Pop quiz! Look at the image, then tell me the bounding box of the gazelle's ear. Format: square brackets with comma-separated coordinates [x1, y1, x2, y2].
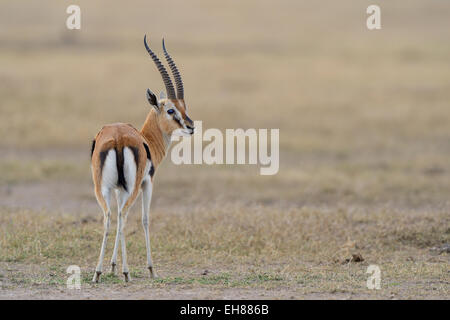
[159, 90, 166, 100]
[146, 88, 160, 112]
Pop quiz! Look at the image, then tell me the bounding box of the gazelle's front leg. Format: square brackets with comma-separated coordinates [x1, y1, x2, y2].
[142, 179, 158, 278]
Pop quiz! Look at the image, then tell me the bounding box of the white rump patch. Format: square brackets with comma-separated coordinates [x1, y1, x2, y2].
[101, 149, 118, 195]
[123, 147, 137, 194]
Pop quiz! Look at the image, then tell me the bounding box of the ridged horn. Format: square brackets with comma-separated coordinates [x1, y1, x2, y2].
[143, 35, 176, 100]
[162, 38, 184, 100]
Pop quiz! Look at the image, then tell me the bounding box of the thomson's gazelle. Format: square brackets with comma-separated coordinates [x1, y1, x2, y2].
[90, 36, 195, 282]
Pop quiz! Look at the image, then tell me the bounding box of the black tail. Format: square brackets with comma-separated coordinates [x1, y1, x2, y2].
[115, 147, 127, 192]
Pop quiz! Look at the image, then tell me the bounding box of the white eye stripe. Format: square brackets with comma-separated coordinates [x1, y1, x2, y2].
[173, 108, 183, 119]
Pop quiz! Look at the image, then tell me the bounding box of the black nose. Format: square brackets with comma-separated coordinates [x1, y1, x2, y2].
[186, 125, 195, 134]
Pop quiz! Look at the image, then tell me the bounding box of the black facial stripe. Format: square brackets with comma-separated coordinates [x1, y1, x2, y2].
[174, 116, 183, 127]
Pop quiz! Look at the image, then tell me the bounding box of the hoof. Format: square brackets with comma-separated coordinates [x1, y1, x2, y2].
[92, 271, 101, 283]
[123, 272, 130, 282]
[148, 267, 159, 279]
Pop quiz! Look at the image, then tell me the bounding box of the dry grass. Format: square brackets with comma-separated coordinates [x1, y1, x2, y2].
[0, 0, 449, 299]
[1, 205, 448, 298]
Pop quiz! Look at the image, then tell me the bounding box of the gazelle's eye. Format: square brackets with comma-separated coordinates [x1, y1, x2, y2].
[167, 109, 175, 115]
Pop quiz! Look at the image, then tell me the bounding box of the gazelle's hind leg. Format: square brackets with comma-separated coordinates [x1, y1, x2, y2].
[92, 148, 117, 283]
[110, 190, 122, 274]
[142, 178, 158, 278]
[116, 189, 131, 281]
[92, 188, 112, 283]
[113, 147, 138, 282]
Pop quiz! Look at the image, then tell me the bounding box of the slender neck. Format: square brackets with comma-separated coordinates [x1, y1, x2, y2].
[140, 109, 171, 169]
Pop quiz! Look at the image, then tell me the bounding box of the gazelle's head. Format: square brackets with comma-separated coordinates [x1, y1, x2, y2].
[144, 36, 195, 137]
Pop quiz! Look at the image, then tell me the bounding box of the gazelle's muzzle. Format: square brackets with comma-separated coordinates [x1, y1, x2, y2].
[186, 124, 195, 135]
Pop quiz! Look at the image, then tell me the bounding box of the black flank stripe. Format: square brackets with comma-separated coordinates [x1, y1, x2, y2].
[90, 140, 96, 158]
[143, 143, 151, 160]
[99, 150, 108, 172]
[143, 142, 155, 178]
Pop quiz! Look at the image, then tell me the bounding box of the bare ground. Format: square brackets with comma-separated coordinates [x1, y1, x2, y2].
[1, 0, 450, 300]
[0, 149, 449, 300]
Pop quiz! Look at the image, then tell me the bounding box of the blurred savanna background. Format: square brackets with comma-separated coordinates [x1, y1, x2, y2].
[0, 0, 449, 299]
